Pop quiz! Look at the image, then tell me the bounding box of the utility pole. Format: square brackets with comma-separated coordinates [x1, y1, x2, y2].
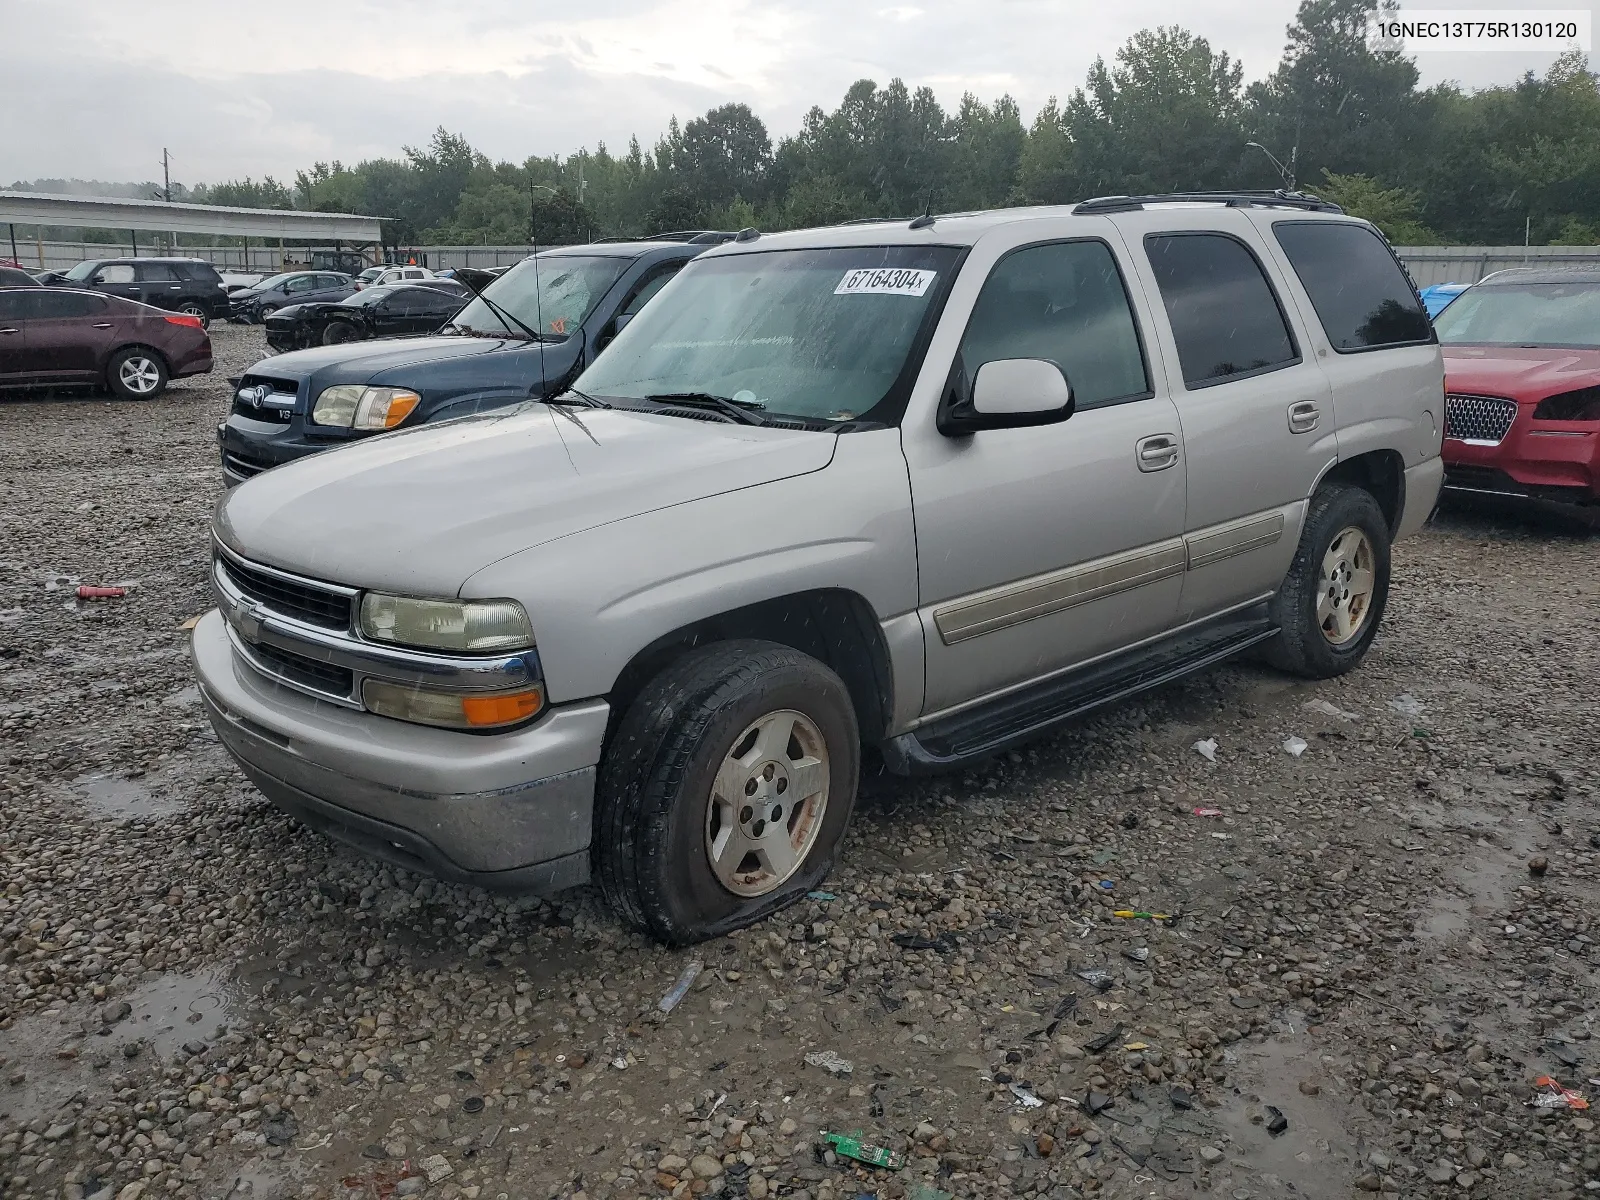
[162, 148, 172, 202]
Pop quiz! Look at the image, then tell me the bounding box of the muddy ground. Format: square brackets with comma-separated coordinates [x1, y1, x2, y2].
[2, 323, 1599, 1200]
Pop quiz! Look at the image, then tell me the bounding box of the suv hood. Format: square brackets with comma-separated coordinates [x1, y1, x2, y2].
[1443, 345, 1600, 402]
[215, 405, 838, 594]
[249, 334, 527, 381]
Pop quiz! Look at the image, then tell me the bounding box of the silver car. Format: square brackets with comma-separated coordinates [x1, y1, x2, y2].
[193, 192, 1444, 943]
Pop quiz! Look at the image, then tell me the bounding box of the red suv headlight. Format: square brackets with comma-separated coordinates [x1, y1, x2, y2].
[1533, 386, 1600, 421]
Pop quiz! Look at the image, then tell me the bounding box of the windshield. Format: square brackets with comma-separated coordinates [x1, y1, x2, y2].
[575, 245, 961, 423]
[63, 261, 104, 282]
[1434, 282, 1600, 348]
[343, 288, 398, 308]
[451, 254, 627, 339]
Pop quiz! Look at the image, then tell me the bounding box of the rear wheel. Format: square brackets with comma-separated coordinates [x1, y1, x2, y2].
[177, 301, 210, 329]
[594, 640, 860, 945]
[106, 347, 168, 400]
[322, 320, 360, 345]
[1262, 484, 1391, 678]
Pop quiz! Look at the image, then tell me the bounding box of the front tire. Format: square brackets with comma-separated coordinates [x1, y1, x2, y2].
[322, 320, 359, 345]
[1262, 484, 1391, 678]
[594, 640, 860, 945]
[106, 347, 168, 400]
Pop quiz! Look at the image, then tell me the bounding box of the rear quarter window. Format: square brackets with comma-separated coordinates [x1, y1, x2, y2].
[1272, 222, 1432, 351]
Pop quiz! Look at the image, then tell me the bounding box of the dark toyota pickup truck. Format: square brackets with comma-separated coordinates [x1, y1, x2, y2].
[219, 237, 723, 485]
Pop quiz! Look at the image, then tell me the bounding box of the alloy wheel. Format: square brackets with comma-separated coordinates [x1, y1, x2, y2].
[1317, 526, 1376, 645]
[118, 356, 162, 396]
[704, 709, 830, 897]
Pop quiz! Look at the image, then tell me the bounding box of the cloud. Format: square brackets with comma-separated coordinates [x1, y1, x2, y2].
[0, 0, 1585, 184]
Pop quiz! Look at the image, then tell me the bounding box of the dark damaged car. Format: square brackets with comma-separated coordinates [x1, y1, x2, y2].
[263, 280, 471, 352]
[219, 238, 718, 485]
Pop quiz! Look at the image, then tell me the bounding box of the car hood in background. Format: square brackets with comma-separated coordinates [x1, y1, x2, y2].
[1443, 345, 1600, 402]
[245, 335, 528, 378]
[214, 405, 838, 594]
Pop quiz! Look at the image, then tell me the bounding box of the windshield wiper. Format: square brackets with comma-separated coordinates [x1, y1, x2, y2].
[547, 387, 610, 409]
[449, 272, 546, 343]
[642, 391, 767, 425]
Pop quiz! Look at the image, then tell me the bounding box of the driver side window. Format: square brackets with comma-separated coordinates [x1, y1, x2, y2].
[621, 263, 684, 317]
[958, 240, 1150, 410]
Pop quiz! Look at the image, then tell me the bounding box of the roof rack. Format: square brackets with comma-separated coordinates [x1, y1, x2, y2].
[1072, 190, 1343, 215]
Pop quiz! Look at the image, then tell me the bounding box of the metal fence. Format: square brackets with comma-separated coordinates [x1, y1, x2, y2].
[15, 237, 1600, 283]
[1393, 245, 1600, 286]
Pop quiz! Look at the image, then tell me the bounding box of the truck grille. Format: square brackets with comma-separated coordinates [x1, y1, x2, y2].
[243, 639, 355, 699]
[215, 552, 353, 631]
[231, 374, 299, 423]
[1445, 393, 1518, 445]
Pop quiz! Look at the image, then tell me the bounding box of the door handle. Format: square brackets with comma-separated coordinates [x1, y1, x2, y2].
[0, 327, 17, 335]
[92, 322, 113, 329]
[1288, 401, 1321, 434]
[1136, 433, 1180, 472]
[169, 284, 183, 290]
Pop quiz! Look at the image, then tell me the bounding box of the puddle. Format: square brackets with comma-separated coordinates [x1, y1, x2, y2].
[163, 683, 202, 708]
[0, 968, 243, 1125]
[1210, 1033, 1359, 1199]
[72, 772, 187, 819]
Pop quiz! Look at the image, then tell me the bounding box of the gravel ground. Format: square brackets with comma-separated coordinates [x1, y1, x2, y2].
[3, 324, 1599, 1200]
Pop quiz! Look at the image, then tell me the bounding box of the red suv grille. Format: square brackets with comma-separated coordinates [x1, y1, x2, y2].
[1445, 393, 1517, 445]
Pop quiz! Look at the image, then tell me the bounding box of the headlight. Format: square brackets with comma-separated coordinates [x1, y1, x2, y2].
[362, 679, 544, 730]
[312, 385, 421, 430]
[359, 594, 534, 653]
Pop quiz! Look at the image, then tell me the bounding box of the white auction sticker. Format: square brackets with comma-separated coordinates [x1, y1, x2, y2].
[1371, 10, 1590, 51]
[834, 267, 936, 297]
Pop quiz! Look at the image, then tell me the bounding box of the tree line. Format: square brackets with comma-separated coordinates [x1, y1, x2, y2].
[15, 0, 1600, 249]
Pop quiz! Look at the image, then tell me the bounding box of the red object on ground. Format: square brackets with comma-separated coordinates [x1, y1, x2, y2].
[76, 585, 126, 599]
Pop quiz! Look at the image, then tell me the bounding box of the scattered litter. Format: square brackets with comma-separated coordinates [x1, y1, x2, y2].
[891, 931, 959, 953]
[1097, 880, 1116, 891]
[822, 1131, 904, 1170]
[180, 614, 203, 631]
[1531, 1076, 1589, 1110]
[804, 1050, 854, 1077]
[1265, 1105, 1289, 1135]
[610, 1056, 629, 1070]
[807, 891, 836, 900]
[1548, 1043, 1582, 1068]
[1122, 947, 1150, 963]
[295, 1132, 332, 1151]
[658, 961, 703, 1014]
[1389, 693, 1425, 718]
[1112, 910, 1170, 922]
[1191, 806, 1223, 817]
[460, 1096, 484, 1114]
[1009, 1082, 1044, 1108]
[76, 585, 127, 600]
[420, 1154, 454, 1183]
[1077, 968, 1115, 991]
[1084, 1090, 1114, 1115]
[1123, 1041, 1149, 1051]
[1083, 1024, 1125, 1053]
[1304, 698, 1361, 721]
[1529, 856, 1549, 877]
[1282, 735, 1308, 757]
[1211, 832, 1232, 840]
[1192, 738, 1218, 762]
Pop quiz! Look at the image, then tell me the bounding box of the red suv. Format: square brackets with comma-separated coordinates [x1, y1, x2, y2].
[1435, 268, 1600, 510]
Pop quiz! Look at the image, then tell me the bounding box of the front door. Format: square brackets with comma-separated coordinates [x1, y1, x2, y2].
[1115, 214, 1338, 621]
[0, 291, 26, 379]
[91, 262, 142, 306]
[903, 226, 1188, 715]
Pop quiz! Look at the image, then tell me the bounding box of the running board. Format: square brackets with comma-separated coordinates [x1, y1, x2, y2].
[881, 604, 1277, 775]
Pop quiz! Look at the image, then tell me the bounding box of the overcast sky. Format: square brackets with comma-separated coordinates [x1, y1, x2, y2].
[1, 0, 1587, 187]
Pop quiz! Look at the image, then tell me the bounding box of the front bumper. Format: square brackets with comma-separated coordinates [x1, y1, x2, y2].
[218, 412, 355, 486]
[191, 609, 608, 891]
[1443, 422, 1600, 506]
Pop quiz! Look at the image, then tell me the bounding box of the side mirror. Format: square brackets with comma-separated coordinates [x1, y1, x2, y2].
[939, 358, 1074, 436]
[596, 311, 634, 351]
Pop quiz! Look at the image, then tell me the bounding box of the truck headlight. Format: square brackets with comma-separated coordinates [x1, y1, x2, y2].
[362, 679, 545, 730]
[359, 594, 534, 653]
[312, 385, 421, 430]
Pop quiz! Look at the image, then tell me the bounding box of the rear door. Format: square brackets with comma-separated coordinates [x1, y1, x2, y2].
[20, 291, 119, 380]
[135, 262, 184, 310]
[1116, 211, 1337, 621]
[0, 291, 26, 378]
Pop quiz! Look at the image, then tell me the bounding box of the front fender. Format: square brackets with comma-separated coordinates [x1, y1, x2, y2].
[459, 428, 920, 705]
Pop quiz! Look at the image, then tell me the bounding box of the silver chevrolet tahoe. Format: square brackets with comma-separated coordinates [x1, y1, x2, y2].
[193, 192, 1445, 944]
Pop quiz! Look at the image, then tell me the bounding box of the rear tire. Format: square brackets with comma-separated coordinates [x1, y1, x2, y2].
[594, 640, 860, 945]
[322, 321, 360, 345]
[177, 301, 210, 329]
[1261, 484, 1391, 678]
[106, 347, 168, 400]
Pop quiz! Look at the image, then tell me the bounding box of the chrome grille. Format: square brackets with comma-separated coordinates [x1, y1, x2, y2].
[1445, 393, 1517, 445]
[214, 550, 353, 631]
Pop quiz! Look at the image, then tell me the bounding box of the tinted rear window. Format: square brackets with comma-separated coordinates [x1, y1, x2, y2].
[26, 292, 106, 318]
[181, 262, 223, 282]
[1273, 222, 1431, 351]
[1144, 233, 1298, 387]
